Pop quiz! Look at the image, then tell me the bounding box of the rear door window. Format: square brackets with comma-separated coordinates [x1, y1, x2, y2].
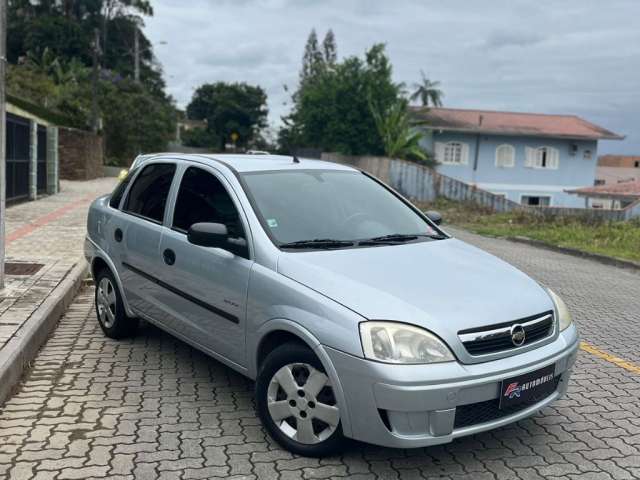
[109, 168, 138, 209]
[123, 163, 176, 223]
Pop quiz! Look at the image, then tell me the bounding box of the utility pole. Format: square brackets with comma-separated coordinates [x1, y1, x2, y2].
[134, 25, 140, 83]
[0, 0, 7, 289]
[91, 28, 100, 133]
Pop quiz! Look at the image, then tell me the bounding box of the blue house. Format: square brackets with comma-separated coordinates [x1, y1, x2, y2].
[414, 107, 624, 207]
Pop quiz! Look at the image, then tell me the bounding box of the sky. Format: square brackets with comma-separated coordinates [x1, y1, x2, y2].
[145, 0, 640, 154]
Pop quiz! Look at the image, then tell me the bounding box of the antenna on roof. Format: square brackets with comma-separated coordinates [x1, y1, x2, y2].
[292, 154, 300, 164]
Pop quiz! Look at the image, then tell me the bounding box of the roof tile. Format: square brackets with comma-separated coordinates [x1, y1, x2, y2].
[566, 180, 640, 198]
[412, 107, 624, 140]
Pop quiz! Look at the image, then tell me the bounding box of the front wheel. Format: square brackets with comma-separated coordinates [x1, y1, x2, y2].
[255, 343, 345, 457]
[94, 268, 138, 339]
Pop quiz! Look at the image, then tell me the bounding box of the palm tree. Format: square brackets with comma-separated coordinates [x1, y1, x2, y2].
[371, 99, 430, 163]
[410, 71, 443, 107]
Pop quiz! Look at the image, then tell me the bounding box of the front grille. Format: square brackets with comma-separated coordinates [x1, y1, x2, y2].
[454, 377, 561, 429]
[459, 311, 554, 356]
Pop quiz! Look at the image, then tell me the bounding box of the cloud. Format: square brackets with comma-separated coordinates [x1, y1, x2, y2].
[195, 43, 290, 69]
[145, 0, 640, 154]
[483, 31, 544, 50]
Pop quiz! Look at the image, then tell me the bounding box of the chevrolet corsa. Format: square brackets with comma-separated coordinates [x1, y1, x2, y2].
[85, 154, 579, 456]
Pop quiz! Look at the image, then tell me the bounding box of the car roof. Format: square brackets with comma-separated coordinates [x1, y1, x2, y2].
[132, 153, 357, 174]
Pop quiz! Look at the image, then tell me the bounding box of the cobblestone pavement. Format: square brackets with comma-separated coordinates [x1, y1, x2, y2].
[4, 178, 117, 259]
[0, 178, 117, 349]
[1, 229, 639, 479]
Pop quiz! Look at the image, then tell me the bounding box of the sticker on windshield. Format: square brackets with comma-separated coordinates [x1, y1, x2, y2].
[267, 218, 279, 228]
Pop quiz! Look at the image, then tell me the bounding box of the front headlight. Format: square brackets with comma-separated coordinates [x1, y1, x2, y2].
[359, 321, 455, 364]
[547, 289, 573, 331]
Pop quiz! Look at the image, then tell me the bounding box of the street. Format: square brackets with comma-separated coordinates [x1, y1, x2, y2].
[1, 228, 639, 479]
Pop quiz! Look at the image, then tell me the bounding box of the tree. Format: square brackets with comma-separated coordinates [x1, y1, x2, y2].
[281, 40, 401, 155]
[182, 127, 220, 150]
[7, 0, 160, 89]
[187, 82, 268, 151]
[99, 78, 175, 164]
[6, 0, 177, 165]
[100, 0, 153, 67]
[300, 29, 325, 84]
[371, 99, 432, 164]
[23, 15, 92, 64]
[410, 71, 444, 107]
[322, 29, 337, 66]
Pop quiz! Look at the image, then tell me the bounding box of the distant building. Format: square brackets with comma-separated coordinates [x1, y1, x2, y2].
[167, 111, 210, 154]
[566, 180, 640, 209]
[174, 114, 207, 144]
[414, 107, 623, 207]
[596, 155, 640, 185]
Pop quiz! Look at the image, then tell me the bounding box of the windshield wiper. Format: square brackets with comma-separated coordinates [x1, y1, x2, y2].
[358, 233, 447, 245]
[279, 239, 355, 249]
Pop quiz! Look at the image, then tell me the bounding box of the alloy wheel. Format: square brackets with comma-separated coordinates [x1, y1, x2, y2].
[267, 363, 340, 444]
[96, 277, 117, 328]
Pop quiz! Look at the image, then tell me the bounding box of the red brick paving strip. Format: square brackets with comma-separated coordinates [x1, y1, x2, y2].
[5, 194, 96, 245]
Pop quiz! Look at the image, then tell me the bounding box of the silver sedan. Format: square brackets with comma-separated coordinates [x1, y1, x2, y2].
[85, 153, 579, 456]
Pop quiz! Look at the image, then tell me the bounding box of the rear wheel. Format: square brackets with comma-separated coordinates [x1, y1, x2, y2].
[256, 342, 345, 456]
[94, 268, 138, 339]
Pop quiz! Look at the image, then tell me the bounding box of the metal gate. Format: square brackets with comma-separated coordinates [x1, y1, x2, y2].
[37, 125, 47, 193]
[6, 113, 30, 202]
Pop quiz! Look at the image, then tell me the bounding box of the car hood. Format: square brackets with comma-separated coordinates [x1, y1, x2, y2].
[277, 238, 554, 336]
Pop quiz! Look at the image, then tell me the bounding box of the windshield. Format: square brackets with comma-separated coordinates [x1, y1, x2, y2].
[241, 170, 440, 246]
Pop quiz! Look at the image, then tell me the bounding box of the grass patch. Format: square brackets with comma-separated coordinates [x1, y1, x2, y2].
[420, 198, 640, 263]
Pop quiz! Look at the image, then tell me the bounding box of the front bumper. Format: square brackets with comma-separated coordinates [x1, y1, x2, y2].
[326, 324, 579, 448]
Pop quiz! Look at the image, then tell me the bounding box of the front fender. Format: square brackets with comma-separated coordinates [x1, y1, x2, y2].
[248, 318, 353, 437]
[84, 236, 136, 318]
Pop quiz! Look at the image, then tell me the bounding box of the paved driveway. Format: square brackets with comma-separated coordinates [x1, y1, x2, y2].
[1, 229, 639, 479]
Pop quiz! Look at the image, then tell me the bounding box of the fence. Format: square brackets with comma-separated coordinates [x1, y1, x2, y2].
[5, 113, 31, 202]
[321, 153, 640, 221]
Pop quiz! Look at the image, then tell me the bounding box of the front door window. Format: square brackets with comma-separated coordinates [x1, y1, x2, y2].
[172, 166, 245, 240]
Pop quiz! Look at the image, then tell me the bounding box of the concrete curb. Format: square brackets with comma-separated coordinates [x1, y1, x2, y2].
[505, 236, 640, 272]
[0, 260, 89, 405]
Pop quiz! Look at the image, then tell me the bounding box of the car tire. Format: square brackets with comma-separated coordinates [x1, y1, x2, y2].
[256, 342, 345, 457]
[94, 268, 139, 339]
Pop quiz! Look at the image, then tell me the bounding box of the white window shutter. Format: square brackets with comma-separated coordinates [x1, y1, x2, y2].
[548, 147, 559, 169]
[508, 145, 516, 167]
[525, 147, 535, 168]
[506, 145, 515, 167]
[496, 145, 505, 167]
[434, 142, 445, 163]
[496, 145, 515, 167]
[461, 143, 469, 165]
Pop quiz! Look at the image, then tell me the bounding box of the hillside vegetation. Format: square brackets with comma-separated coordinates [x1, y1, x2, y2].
[420, 199, 640, 263]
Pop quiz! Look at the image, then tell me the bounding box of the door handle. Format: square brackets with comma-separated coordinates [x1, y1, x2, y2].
[163, 248, 176, 266]
[114, 228, 123, 242]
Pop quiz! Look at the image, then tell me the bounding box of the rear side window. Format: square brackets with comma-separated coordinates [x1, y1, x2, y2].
[123, 163, 176, 223]
[109, 168, 137, 209]
[172, 167, 244, 237]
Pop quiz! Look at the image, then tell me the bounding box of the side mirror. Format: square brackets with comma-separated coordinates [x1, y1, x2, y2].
[187, 222, 248, 257]
[424, 210, 443, 225]
[187, 222, 229, 248]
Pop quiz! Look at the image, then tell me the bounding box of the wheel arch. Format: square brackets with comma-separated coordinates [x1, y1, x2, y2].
[91, 256, 110, 279]
[250, 319, 353, 437]
[89, 252, 135, 318]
